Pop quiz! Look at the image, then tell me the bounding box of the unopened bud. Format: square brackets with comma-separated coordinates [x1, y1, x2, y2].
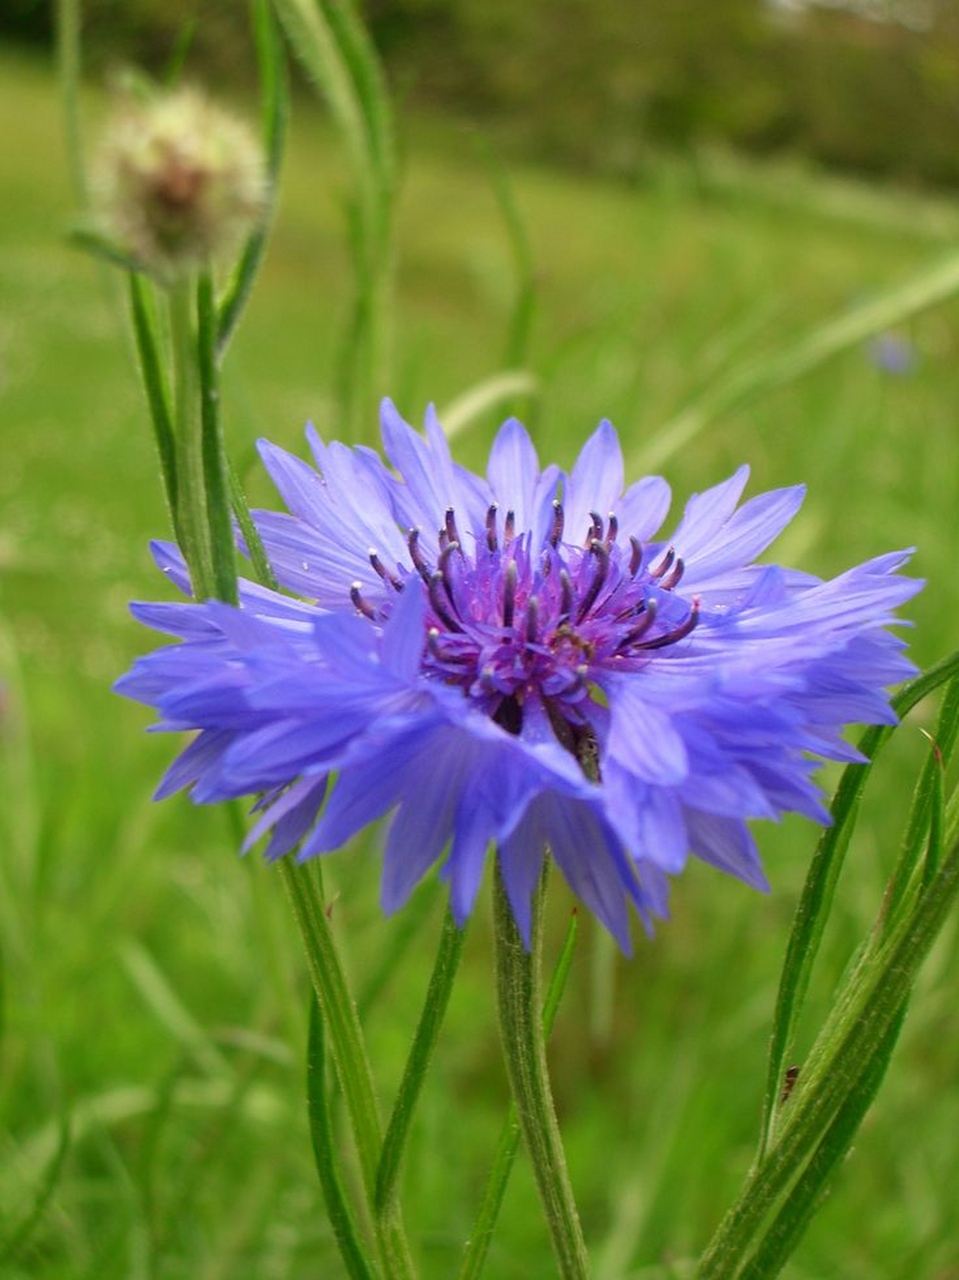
[95, 85, 267, 277]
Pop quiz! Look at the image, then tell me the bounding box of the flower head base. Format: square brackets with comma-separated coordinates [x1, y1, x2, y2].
[95, 85, 267, 276]
[117, 403, 922, 950]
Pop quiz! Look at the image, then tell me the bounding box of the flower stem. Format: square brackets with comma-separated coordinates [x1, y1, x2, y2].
[460, 908, 578, 1280]
[168, 275, 215, 600]
[279, 859, 414, 1279]
[492, 861, 589, 1279]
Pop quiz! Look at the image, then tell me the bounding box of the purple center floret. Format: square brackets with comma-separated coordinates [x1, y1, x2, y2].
[354, 499, 699, 745]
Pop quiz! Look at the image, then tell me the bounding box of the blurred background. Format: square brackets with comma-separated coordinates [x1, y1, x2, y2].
[2, 1, 959, 1276]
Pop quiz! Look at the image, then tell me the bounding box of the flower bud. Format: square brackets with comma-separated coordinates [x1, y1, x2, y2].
[95, 85, 267, 277]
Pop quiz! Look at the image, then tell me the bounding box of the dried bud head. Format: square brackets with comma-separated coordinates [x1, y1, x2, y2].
[95, 85, 267, 277]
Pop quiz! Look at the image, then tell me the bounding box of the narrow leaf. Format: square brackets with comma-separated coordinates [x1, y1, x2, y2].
[757, 645, 959, 1163]
[197, 272, 239, 603]
[375, 910, 466, 1216]
[740, 1002, 906, 1280]
[127, 273, 179, 525]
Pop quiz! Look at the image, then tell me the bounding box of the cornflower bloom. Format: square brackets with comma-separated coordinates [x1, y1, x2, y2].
[117, 403, 920, 949]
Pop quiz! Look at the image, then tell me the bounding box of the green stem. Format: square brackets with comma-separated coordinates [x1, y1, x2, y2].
[197, 271, 238, 604]
[168, 276, 214, 599]
[278, 860, 414, 1279]
[375, 909, 466, 1216]
[459, 909, 578, 1280]
[492, 863, 589, 1279]
[306, 996, 380, 1280]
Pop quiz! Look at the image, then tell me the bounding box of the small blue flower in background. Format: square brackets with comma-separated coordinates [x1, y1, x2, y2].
[117, 402, 921, 950]
[866, 331, 918, 376]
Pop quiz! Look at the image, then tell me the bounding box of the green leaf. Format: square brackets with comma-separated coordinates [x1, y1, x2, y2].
[757, 644, 959, 1165]
[197, 272, 239, 603]
[375, 910, 466, 1216]
[739, 1002, 906, 1280]
[127, 273, 179, 529]
[228, 461, 280, 592]
[699, 833, 959, 1279]
[881, 673, 959, 929]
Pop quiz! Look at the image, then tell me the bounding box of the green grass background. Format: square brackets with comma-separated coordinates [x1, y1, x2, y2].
[2, 48, 959, 1277]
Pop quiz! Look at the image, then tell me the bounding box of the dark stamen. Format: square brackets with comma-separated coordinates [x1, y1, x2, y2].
[559, 569, 575, 622]
[659, 556, 685, 591]
[525, 595, 540, 644]
[621, 598, 657, 647]
[408, 529, 431, 584]
[549, 500, 565, 548]
[577, 539, 609, 621]
[636, 596, 700, 651]
[369, 549, 402, 592]
[427, 627, 472, 663]
[605, 512, 618, 546]
[629, 536, 643, 577]
[651, 546, 675, 579]
[541, 549, 553, 577]
[486, 503, 499, 552]
[438, 527, 450, 553]
[445, 506, 461, 546]
[428, 572, 463, 632]
[439, 541, 462, 608]
[503, 560, 518, 628]
[587, 511, 603, 545]
[504, 509, 516, 545]
[350, 582, 377, 620]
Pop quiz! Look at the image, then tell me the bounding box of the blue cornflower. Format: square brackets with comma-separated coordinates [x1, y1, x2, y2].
[117, 402, 921, 949]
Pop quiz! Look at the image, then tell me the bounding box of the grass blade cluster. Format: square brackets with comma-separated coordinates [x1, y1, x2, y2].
[272, 0, 395, 437]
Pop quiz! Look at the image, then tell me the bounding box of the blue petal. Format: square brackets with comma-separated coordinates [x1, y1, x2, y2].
[616, 475, 672, 542]
[563, 419, 624, 546]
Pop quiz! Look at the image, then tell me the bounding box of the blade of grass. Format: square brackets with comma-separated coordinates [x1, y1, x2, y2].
[0, 1117, 70, 1265]
[375, 910, 466, 1217]
[439, 371, 540, 439]
[636, 249, 959, 471]
[56, 0, 86, 205]
[217, 0, 289, 354]
[271, 0, 395, 437]
[756, 645, 959, 1165]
